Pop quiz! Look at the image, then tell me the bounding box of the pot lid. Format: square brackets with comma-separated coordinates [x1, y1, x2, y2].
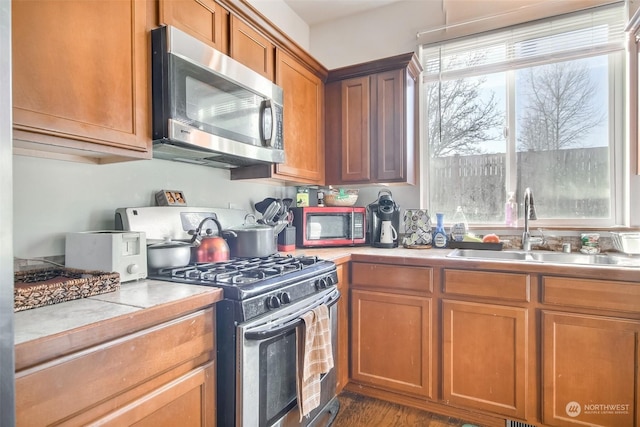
[148, 238, 192, 249]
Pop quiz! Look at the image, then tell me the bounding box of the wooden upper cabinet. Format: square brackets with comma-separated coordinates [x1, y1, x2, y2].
[12, 0, 151, 163]
[230, 15, 274, 81]
[325, 53, 421, 185]
[233, 49, 325, 184]
[159, 0, 229, 54]
[374, 70, 409, 182]
[340, 76, 371, 182]
[274, 49, 324, 183]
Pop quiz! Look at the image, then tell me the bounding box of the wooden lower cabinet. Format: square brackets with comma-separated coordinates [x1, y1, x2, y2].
[351, 289, 432, 398]
[344, 258, 640, 427]
[16, 308, 216, 427]
[74, 362, 215, 427]
[442, 299, 528, 419]
[335, 262, 350, 394]
[542, 311, 640, 427]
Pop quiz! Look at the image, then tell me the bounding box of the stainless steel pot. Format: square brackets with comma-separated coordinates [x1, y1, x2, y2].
[147, 239, 192, 269]
[222, 216, 276, 258]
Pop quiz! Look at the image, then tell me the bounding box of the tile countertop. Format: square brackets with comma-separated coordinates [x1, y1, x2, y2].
[15, 246, 638, 350]
[14, 279, 221, 346]
[284, 245, 640, 281]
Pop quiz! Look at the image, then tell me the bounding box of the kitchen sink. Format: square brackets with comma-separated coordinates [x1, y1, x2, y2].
[527, 252, 617, 265]
[447, 248, 638, 266]
[446, 249, 530, 261]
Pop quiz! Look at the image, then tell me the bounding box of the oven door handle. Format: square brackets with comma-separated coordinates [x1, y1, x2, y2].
[244, 291, 340, 341]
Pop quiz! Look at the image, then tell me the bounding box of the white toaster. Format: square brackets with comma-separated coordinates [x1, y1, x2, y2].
[65, 231, 147, 282]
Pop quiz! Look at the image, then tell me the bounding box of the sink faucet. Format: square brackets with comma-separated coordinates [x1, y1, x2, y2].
[522, 187, 543, 251]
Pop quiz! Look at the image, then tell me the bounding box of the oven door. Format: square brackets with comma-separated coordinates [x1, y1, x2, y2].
[237, 288, 339, 427]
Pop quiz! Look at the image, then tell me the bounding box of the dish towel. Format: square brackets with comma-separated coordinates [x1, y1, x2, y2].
[296, 303, 334, 420]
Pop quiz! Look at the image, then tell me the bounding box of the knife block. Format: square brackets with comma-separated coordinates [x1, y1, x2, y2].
[278, 226, 296, 252]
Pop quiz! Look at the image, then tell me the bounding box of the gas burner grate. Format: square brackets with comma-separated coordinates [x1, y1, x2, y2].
[153, 254, 324, 287]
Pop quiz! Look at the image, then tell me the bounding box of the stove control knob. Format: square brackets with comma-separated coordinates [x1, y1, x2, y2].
[266, 295, 281, 309]
[278, 292, 291, 304]
[324, 276, 334, 287]
[316, 278, 327, 290]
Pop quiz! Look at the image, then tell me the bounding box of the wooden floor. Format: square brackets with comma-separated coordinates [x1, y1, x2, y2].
[332, 391, 476, 427]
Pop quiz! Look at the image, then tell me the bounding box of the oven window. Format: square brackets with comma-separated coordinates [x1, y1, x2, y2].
[306, 214, 348, 240]
[259, 329, 297, 427]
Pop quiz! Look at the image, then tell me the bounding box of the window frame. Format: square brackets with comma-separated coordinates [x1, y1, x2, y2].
[419, 8, 628, 229]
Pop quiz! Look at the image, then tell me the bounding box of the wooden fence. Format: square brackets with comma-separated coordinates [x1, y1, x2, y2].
[430, 147, 609, 222]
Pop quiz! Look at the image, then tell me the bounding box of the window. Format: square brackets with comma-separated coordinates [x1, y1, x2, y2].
[420, 4, 626, 227]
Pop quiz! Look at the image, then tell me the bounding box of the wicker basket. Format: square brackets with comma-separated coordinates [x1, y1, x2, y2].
[14, 267, 120, 312]
[324, 190, 359, 207]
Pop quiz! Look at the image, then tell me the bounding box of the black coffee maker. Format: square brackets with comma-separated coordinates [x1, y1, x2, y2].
[366, 189, 400, 248]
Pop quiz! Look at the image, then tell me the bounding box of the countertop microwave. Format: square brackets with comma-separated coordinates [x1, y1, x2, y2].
[291, 207, 366, 247]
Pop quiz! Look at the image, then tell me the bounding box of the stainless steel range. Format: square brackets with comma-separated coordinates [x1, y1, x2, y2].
[116, 207, 341, 427]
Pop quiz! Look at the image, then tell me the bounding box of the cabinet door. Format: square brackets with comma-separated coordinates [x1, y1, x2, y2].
[86, 362, 215, 427]
[542, 311, 640, 427]
[16, 308, 215, 425]
[351, 289, 432, 398]
[230, 15, 274, 81]
[274, 49, 325, 183]
[373, 69, 406, 182]
[159, 0, 229, 54]
[335, 263, 350, 394]
[340, 76, 371, 182]
[12, 0, 150, 160]
[442, 300, 528, 419]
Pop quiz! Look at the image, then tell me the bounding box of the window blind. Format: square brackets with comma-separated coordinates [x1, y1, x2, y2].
[421, 3, 626, 82]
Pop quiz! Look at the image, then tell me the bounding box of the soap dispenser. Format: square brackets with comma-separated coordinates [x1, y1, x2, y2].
[450, 206, 468, 242]
[433, 213, 448, 248]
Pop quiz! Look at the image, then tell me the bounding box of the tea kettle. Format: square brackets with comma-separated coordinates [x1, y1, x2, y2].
[189, 216, 230, 263]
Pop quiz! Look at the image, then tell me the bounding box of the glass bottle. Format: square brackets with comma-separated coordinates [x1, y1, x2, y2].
[505, 192, 518, 227]
[433, 213, 448, 248]
[450, 206, 468, 242]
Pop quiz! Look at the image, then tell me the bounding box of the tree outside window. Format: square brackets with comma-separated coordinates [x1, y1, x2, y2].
[421, 7, 623, 226]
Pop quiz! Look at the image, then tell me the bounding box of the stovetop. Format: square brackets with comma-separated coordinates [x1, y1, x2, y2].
[148, 254, 336, 301]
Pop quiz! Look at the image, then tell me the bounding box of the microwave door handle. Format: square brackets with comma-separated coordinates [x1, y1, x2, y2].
[351, 211, 356, 243]
[259, 99, 277, 147]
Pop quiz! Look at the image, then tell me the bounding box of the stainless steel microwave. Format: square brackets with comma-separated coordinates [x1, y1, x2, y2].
[291, 207, 366, 247]
[151, 25, 284, 168]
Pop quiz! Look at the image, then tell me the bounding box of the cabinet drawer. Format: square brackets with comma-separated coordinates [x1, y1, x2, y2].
[542, 276, 640, 313]
[444, 269, 530, 302]
[351, 262, 433, 294]
[16, 308, 215, 425]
